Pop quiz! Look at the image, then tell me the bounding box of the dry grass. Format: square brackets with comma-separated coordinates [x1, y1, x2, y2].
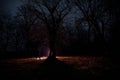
[0, 56, 113, 76]
[57, 56, 113, 76]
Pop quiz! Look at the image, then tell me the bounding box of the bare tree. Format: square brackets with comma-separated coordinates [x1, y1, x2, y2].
[74, 0, 111, 47]
[106, 0, 120, 53]
[0, 11, 13, 52]
[16, 1, 39, 55]
[28, 0, 71, 58]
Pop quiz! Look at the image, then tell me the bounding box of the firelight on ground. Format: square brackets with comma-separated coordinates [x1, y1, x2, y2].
[36, 57, 47, 60]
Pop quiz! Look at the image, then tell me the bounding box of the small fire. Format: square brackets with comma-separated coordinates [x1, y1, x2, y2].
[40, 57, 47, 60]
[36, 57, 40, 60]
[36, 57, 47, 60]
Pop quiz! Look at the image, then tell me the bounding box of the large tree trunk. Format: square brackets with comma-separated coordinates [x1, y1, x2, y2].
[48, 29, 56, 58]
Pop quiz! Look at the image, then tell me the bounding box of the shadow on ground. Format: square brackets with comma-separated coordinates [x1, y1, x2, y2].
[0, 57, 118, 80]
[27, 57, 95, 80]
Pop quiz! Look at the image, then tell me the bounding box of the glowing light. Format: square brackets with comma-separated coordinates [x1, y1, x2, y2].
[36, 57, 40, 60]
[40, 57, 47, 60]
[36, 57, 47, 60]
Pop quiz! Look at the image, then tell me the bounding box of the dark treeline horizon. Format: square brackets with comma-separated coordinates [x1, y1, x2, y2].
[0, 0, 119, 58]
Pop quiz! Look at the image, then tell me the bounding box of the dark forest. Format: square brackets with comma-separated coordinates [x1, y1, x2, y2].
[0, 0, 119, 80]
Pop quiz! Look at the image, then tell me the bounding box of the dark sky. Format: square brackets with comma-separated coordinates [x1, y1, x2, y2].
[0, 0, 22, 15]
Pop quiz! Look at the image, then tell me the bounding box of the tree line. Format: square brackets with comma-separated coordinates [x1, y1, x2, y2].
[0, 0, 119, 58]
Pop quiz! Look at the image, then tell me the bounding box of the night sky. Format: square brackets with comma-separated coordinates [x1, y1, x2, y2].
[0, 0, 22, 15]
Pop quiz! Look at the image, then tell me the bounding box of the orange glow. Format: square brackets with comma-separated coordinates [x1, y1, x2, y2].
[36, 57, 47, 60]
[0, 56, 112, 76]
[40, 57, 47, 60]
[36, 57, 40, 60]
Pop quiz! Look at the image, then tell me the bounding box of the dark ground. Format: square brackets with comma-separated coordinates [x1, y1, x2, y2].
[0, 56, 118, 80]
